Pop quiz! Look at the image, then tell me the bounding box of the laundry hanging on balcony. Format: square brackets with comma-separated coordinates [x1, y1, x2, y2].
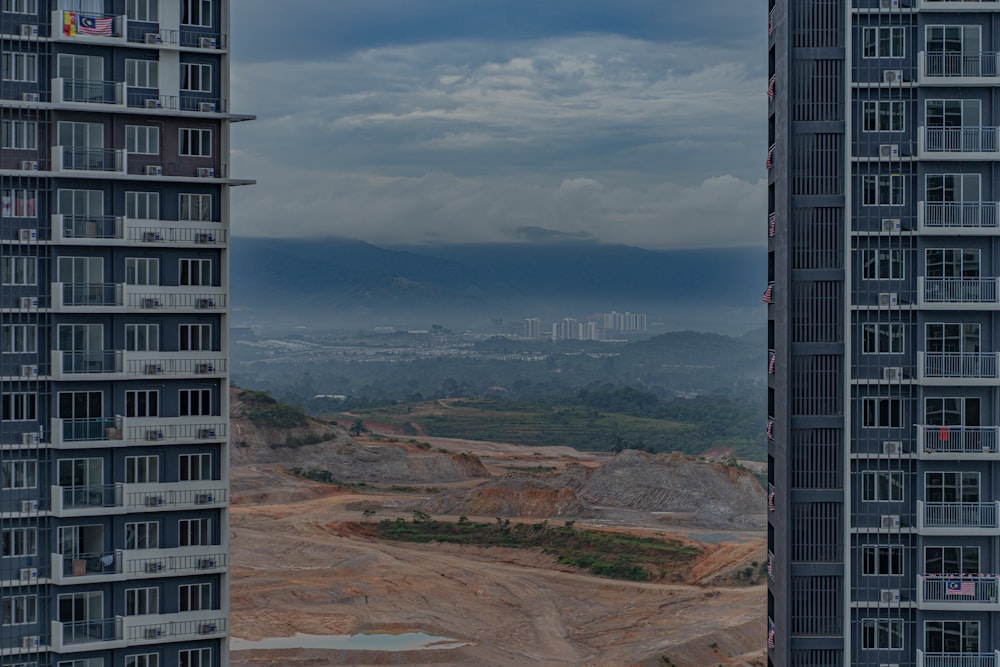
[769, 353, 776, 374]
[768, 75, 776, 100]
[766, 418, 774, 440]
[766, 145, 775, 170]
[769, 213, 776, 237]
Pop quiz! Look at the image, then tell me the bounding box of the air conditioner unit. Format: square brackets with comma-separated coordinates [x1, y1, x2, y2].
[19, 567, 37, 582]
[144, 496, 163, 507]
[19, 24, 38, 37]
[878, 292, 899, 307]
[195, 233, 215, 243]
[883, 69, 903, 84]
[145, 430, 164, 441]
[144, 98, 162, 109]
[21, 92, 39, 102]
[142, 231, 162, 242]
[198, 102, 217, 113]
[880, 0, 901, 8]
[20, 636, 38, 650]
[198, 558, 217, 569]
[881, 514, 901, 529]
[145, 32, 161, 44]
[196, 298, 215, 309]
[883, 441, 903, 455]
[195, 364, 214, 374]
[879, 144, 900, 159]
[141, 298, 160, 308]
[19, 500, 37, 513]
[20, 365, 38, 377]
[18, 229, 37, 242]
[880, 589, 901, 603]
[144, 628, 161, 639]
[880, 664, 901, 667]
[199, 623, 217, 634]
[19, 161, 38, 171]
[145, 561, 163, 573]
[144, 165, 162, 176]
[195, 494, 213, 504]
[883, 367, 904, 381]
[198, 37, 217, 48]
[197, 167, 215, 178]
[882, 218, 902, 232]
[18, 297, 37, 309]
[198, 429, 216, 439]
[144, 364, 162, 375]
[21, 432, 39, 446]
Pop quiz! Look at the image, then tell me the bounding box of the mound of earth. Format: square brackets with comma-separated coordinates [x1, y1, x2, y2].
[419, 473, 590, 518]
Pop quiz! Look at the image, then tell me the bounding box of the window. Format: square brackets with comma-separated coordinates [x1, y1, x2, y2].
[179, 648, 211, 667]
[1, 189, 36, 218]
[862, 101, 904, 132]
[926, 471, 980, 503]
[126, 191, 160, 220]
[1, 52, 37, 82]
[926, 397, 980, 427]
[926, 322, 980, 353]
[1, 324, 36, 353]
[58, 392, 103, 420]
[125, 455, 159, 483]
[925, 546, 980, 574]
[125, 126, 160, 155]
[179, 389, 211, 416]
[863, 27, 905, 58]
[862, 323, 904, 354]
[179, 258, 211, 286]
[863, 174, 904, 206]
[126, 324, 159, 352]
[2, 596, 36, 625]
[125, 390, 159, 419]
[58, 660, 104, 667]
[1, 257, 36, 285]
[3, 527, 35, 556]
[125, 59, 158, 89]
[179, 193, 211, 221]
[862, 471, 904, 502]
[126, 257, 160, 285]
[862, 545, 903, 575]
[925, 621, 979, 655]
[1, 461, 36, 489]
[126, 0, 158, 22]
[2, 0, 37, 13]
[178, 583, 211, 611]
[2, 120, 37, 150]
[178, 518, 210, 546]
[181, 0, 212, 26]
[125, 521, 159, 549]
[180, 453, 211, 481]
[927, 248, 980, 278]
[862, 618, 903, 650]
[179, 324, 211, 351]
[181, 63, 211, 92]
[861, 249, 904, 280]
[179, 128, 211, 157]
[862, 397, 903, 428]
[2, 393, 36, 421]
[126, 655, 159, 667]
[125, 587, 159, 616]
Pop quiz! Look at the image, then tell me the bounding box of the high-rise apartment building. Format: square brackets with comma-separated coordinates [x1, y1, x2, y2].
[768, 0, 1000, 665]
[0, 1, 248, 665]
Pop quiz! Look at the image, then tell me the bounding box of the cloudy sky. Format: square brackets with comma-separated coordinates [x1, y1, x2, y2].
[229, 0, 767, 249]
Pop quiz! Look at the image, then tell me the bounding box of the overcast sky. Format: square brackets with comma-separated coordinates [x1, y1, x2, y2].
[229, 0, 767, 249]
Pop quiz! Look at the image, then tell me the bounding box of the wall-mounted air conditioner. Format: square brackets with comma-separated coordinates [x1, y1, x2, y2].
[19, 567, 38, 582]
[198, 558, 217, 569]
[198, 429, 216, 439]
[195, 494, 214, 504]
[883, 367, 904, 381]
[878, 292, 899, 307]
[145, 98, 161, 109]
[20, 160, 38, 171]
[883, 69, 903, 84]
[144, 364, 162, 375]
[18, 229, 37, 242]
[144, 496, 163, 507]
[144, 628, 162, 639]
[880, 0, 901, 9]
[195, 233, 215, 243]
[145, 430, 164, 441]
[196, 299, 215, 309]
[144, 165, 162, 176]
[883, 441, 903, 455]
[19, 297, 38, 309]
[879, 144, 900, 159]
[198, 102, 217, 113]
[19, 500, 37, 513]
[141, 298, 160, 308]
[21, 636, 38, 650]
[880, 589, 901, 603]
[881, 514, 901, 529]
[20, 365, 38, 377]
[195, 364, 214, 374]
[21, 92, 39, 102]
[21, 432, 39, 446]
[145, 32, 161, 44]
[882, 218, 902, 232]
[198, 37, 217, 48]
[142, 231, 162, 242]
[197, 167, 215, 178]
[20, 24, 38, 37]
[199, 624, 217, 634]
[145, 561, 163, 573]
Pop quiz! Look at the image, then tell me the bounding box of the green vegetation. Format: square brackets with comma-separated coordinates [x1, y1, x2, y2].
[287, 467, 370, 488]
[240, 389, 310, 428]
[371, 516, 700, 582]
[271, 433, 327, 449]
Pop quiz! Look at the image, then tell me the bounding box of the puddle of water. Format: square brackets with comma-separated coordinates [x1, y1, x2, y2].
[230, 632, 470, 652]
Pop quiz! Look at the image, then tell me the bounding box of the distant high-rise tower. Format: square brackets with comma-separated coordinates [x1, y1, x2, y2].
[769, 0, 1000, 665]
[0, 1, 250, 665]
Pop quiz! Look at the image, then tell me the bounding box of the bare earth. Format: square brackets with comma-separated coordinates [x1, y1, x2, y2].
[229, 439, 767, 667]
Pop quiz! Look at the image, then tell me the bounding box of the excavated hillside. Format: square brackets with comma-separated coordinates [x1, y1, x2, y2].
[419, 473, 591, 518]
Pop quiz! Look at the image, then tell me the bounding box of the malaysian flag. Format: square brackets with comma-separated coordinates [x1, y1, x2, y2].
[768, 489, 775, 511]
[767, 627, 775, 649]
[768, 14, 774, 36]
[766, 419, 774, 440]
[768, 353, 776, 374]
[765, 148, 774, 170]
[769, 213, 776, 237]
[78, 15, 113, 36]
[762, 284, 774, 303]
[946, 580, 976, 596]
[768, 75, 776, 100]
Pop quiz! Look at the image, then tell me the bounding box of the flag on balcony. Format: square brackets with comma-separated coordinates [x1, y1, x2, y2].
[768, 353, 776, 374]
[767, 626, 775, 649]
[946, 580, 975, 595]
[766, 147, 774, 170]
[79, 15, 113, 36]
[768, 489, 775, 511]
[767, 552, 774, 577]
[762, 284, 774, 303]
[63, 11, 77, 36]
[768, 75, 776, 100]
[766, 419, 774, 440]
[768, 14, 774, 36]
[769, 213, 776, 237]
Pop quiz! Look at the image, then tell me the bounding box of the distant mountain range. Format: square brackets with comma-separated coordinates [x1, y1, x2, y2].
[230, 237, 766, 332]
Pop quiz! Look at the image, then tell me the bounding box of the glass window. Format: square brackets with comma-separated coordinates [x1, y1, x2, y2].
[179, 128, 211, 157]
[2, 120, 37, 150]
[125, 521, 159, 550]
[125, 126, 160, 155]
[125, 59, 158, 88]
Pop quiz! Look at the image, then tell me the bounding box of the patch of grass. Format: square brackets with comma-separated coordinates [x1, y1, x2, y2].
[389, 485, 443, 494]
[248, 402, 310, 428]
[271, 433, 328, 448]
[288, 467, 370, 489]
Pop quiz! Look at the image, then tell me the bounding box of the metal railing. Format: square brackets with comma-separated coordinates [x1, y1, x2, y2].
[125, 551, 227, 577]
[178, 30, 226, 48]
[923, 278, 998, 303]
[121, 421, 226, 443]
[920, 652, 999, 667]
[60, 283, 123, 307]
[127, 616, 226, 642]
[923, 202, 998, 229]
[60, 216, 123, 240]
[178, 96, 226, 113]
[59, 551, 121, 577]
[127, 226, 226, 245]
[923, 501, 998, 528]
[921, 575, 1000, 603]
[921, 425, 999, 454]
[60, 78, 122, 105]
[60, 417, 120, 442]
[125, 487, 227, 509]
[126, 292, 227, 310]
[58, 484, 122, 510]
[59, 146, 123, 172]
[924, 52, 999, 77]
[924, 126, 999, 153]
[60, 351, 122, 374]
[60, 617, 123, 645]
[124, 357, 226, 376]
[923, 352, 998, 379]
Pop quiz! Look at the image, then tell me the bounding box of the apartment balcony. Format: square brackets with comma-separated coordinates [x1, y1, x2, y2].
[917, 0, 1000, 9]
[49, 350, 226, 380]
[50, 617, 124, 653]
[50, 214, 227, 247]
[124, 611, 227, 646]
[918, 650, 1000, 667]
[122, 481, 228, 512]
[51, 215, 123, 242]
[51, 146, 125, 173]
[918, 277, 1000, 309]
[918, 352, 1000, 385]
[178, 97, 228, 114]
[919, 51, 1000, 85]
[51, 283, 227, 313]
[918, 425, 1000, 458]
[49, 415, 227, 449]
[918, 201, 999, 235]
[178, 30, 227, 50]
[50, 550, 122, 585]
[50, 484, 124, 517]
[918, 126, 1000, 159]
[49, 9, 125, 43]
[917, 500, 1000, 534]
[917, 575, 1000, 610]
[123, 546, 227, 579]
[51, 78, 124, 107]
[51, 283, 122, 310]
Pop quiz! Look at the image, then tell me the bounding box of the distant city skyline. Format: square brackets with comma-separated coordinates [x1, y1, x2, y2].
[229, 0, 767, 249]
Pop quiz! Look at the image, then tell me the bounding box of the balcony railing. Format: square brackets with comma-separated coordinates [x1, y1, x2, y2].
[921, 277, 999, 304]
[124, 548, 227, 577]
[54, 484, 123, 511]
[178, 30, 226, 49]
[120, 418, 226, 444]
[921, 352, 998, 379]
[56, 617, 123, 647]
[178, 97, 227, 113]
[58, 417, 120, 443]
[58, 215, 123, 240]
[126, 290, 227, 311]
[921, 201, 999, 230]
[54, 551, 122, 579]
[919, 651, 1000, 667]
[55, 78, 123, 105]
[125, 485, 227, 510]
[55, 283, 123, 308]
[920, 500, 999, 529]
[127, 225, 226, 245]
[54, 146, 124, 172]
[923, 126, 999, 153]
[920, 425, 1000, 455]
[920, 574, 1000, 604]
[126, 614, 227, 644]
[922, 51, 1000, 78]
[58, 350, 122, 374]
